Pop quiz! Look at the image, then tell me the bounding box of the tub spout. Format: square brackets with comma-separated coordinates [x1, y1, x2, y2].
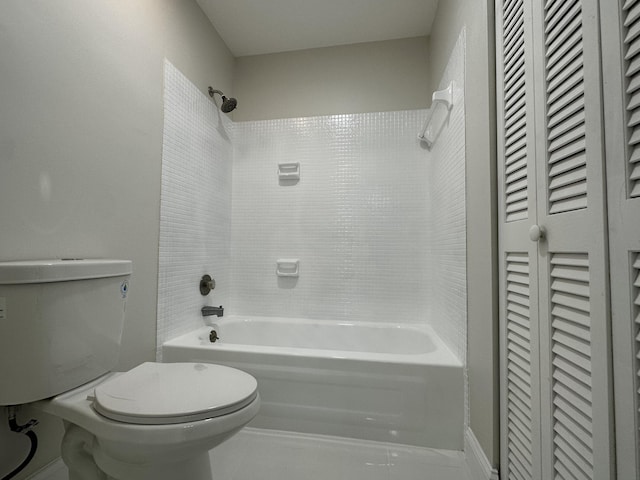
[202, 305, 224, 317]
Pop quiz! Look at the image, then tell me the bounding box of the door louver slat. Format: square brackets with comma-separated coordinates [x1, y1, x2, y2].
[502, 0, 529, 223]
[553, 395, 593, 435]
[505, 19, 525, 58]
[554, 425, 594, 470]
[625, 0, 640, 25]
[546, 13, 582, 57]
[624, 0, 640, 197]
[550, 252, 594, 480]
[544, 0, 588, 214]
[548, 154, 587, 180]
[546, 23, 582, 74]
[505, 252, 534, 479]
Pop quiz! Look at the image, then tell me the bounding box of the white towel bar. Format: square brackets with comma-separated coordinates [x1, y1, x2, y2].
[418, 82, 454, 149]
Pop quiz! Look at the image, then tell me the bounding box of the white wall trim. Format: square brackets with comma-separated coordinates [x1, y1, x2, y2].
[465, 427, 499, 480]
[26, 458, 67, 480]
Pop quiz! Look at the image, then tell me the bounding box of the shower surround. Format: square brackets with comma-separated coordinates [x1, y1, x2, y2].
[158, 35, 466, 444]
[158, 62, 465, 347]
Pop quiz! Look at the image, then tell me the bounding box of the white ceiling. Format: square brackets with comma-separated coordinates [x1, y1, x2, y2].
[196, 0, 439, 57]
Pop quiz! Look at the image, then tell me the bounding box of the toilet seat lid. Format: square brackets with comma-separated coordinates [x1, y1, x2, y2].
[92, 362, 258, 425]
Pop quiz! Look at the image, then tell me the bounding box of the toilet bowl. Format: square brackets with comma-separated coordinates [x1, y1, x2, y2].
[36, 362, 260, 480]
[0, 259, 260, 480]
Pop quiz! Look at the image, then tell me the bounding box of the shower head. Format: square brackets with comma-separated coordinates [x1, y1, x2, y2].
[208, 87, 237, 113]
[220, 96, 237, 113]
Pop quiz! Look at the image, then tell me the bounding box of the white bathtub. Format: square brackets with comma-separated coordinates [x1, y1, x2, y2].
[162, 316, 463, 449]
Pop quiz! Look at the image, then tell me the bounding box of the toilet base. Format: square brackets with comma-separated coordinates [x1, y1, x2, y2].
[95, 449, 214, 480]
[62, 423, 214, 480]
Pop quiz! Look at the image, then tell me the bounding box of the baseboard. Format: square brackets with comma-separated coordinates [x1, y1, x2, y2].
[465, 427, 499, 480]
[26, 458, 67, 480]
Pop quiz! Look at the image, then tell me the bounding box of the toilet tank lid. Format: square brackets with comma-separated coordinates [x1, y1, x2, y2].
[0, 259, 132, 284]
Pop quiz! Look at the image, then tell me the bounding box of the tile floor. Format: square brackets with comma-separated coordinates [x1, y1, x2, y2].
[211, 428, 471, 480]
[28, 428, 472, 480]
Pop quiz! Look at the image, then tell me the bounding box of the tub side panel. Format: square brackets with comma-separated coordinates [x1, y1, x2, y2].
[163, 343, 463, 449]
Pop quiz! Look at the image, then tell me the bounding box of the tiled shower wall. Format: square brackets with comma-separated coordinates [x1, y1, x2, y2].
[158, 33, 466, 360]
[230, 111, 431, 323]
[157, 60, 233, 358]
[426, 29, 466, 362]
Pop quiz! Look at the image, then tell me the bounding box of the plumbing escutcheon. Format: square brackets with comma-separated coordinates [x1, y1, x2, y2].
[209, 330, 219, 343]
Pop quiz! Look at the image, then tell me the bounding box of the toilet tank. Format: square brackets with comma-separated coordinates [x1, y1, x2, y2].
[0, 259, 132, 405]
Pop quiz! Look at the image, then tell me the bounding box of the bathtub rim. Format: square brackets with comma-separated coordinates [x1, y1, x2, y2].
[162, 316, 463, 368]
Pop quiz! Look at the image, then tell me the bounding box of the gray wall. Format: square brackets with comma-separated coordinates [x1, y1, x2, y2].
[429, 0, 499, 467]
[0, 1, 233, 477]
[234, 37, 430, 121]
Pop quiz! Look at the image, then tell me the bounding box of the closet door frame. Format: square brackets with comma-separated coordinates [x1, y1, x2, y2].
[600, 1, 640, 478]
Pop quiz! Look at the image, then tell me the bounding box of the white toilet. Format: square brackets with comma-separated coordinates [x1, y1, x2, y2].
[0, 259, 260, 480]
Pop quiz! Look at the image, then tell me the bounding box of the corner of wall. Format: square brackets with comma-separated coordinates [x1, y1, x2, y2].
[465, 427, 500, 480]
[429, 0, 499, 467]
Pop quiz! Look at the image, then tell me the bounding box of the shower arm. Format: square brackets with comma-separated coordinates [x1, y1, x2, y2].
[208, 87, 223, 98]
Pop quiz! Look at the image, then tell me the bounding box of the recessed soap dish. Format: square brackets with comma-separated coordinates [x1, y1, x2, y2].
[276, 259, 299, 277]
[278, 163, 300, 183]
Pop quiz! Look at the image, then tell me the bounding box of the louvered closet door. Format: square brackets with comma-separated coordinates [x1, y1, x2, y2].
[530, 0, 614, 478]
[601, 1, 640, 478]
[497, 0, 542, 478]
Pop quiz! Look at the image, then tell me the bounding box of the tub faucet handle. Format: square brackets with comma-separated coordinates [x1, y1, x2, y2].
[200, 275, 216, 295]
